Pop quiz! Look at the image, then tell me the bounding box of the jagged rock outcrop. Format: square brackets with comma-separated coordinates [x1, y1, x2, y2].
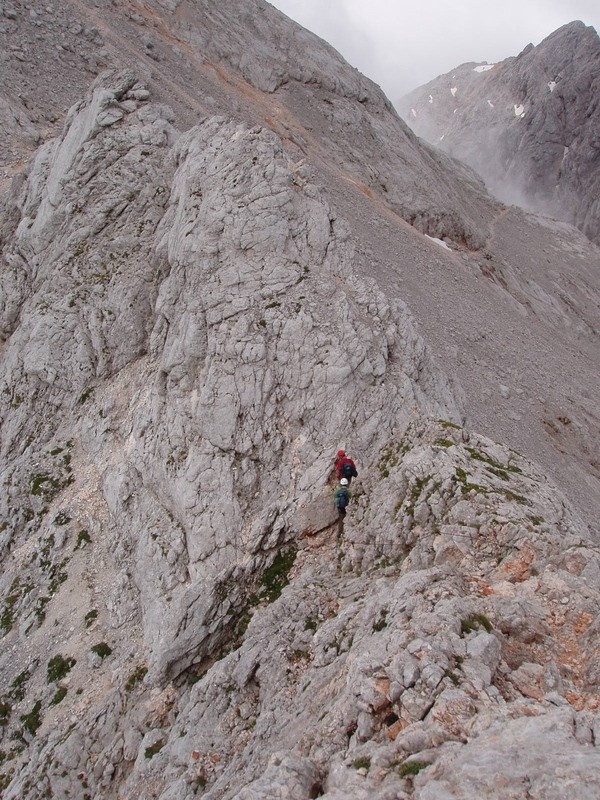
[398, 21, 600, 244]
[5, 418, 600, 799]
[1, 3, 600, 799]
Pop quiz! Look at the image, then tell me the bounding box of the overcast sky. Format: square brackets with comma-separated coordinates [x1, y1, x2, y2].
[268, 0, 600, 101]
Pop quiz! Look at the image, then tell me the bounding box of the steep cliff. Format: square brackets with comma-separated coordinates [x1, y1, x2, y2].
[1, 2, 600, 798]
[398, 21, 600, 244]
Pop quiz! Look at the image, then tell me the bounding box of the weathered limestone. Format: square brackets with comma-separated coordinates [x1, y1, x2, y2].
[0, 3, 599, 799]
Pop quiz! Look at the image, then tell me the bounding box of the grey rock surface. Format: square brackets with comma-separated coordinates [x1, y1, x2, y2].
[398, 21, 600, 245]
[0, 3, 599, 799]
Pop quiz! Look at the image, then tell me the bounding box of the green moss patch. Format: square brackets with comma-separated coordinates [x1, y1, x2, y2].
[461, 613, 493, 635]
[50, 686, 68, 706]
[438, 419, 462, 430]
[145, 739, 165, 759]
[90, 643, 112, 659]
[258, 549, 297, 604]
[47, 655, 76, 683]
[125, 666, 147, 692]
[20, 701, 42, 737]
[75, 529, 91, 549]
[84, 609, 98, 628]
[397, 760, 431, 777]
[454, 468, 488, 496]
[465, 446, 523, 475]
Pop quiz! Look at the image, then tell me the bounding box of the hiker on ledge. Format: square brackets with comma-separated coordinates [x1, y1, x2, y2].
[334, 478, 352, 521]
[335, 450, 358, 485]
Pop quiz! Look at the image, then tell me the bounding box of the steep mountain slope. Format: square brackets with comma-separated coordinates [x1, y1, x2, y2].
[397, 21, 600, 244]
[0, 2, 600, 798]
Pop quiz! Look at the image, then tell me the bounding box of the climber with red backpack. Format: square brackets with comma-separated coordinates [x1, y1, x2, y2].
[335, 450, 358, 484]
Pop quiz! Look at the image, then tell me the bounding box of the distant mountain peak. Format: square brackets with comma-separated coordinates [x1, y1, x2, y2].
[398, 20, 600, 244]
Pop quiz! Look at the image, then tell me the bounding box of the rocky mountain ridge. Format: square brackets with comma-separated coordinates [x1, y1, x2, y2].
[397, 20, 600, 245]
[0, 2, 599, 798]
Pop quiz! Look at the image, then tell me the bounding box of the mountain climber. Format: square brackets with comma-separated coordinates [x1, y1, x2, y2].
[334, 477, 352, 517]
[335, 450, 358, 484]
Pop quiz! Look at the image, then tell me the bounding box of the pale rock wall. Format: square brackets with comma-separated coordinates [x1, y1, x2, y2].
[0, 72, 464, 798]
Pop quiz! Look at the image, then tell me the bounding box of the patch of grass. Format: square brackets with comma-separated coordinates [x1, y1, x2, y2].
[397, 760, 431, 777]
[0, 606, 14, 634]
[10, 668, 34, 702]
[378, 440, 406, 478]
[438, 419, 462, 430]
[461, 613, 493, 636]
[75, 529, 91, 549]
[50, 686, 67, 706]
[145, 739, 165, 759]
[499, 489, 532, 506]
[295, 265, 310, 284]
[78, 388, 93, 405]
[235, 608, 253, 639]
[434, 438, 454, 448]
[529, 515, 544, 526]
[34, 596, 50, 626]
[304, 618, 318, 632]
[444, 669, 460, 686]
[47, 655, 76, 684]
[47, 564, 69, 596]
[125, 666, 147, 692]
[372, 609, 388, 632]
[353, 756, 371, 771]
[406, 474, 431, 511]
[72, 241, 88, 258]
[187, 668, 204, 686]
[90, 643, 112, 659]
[20, 701, 42, 737]
[30, 473, 60, 500]
[0, 699, 11, 725]
[454, 468, 488, 496]
[84, 609, 98, 628]
[53, 511, 71, 526]
[290, 649, 309, 663]
[258, 549, 297, 604]
[486, 466, 510, 481]
[465, 446, 523, 474]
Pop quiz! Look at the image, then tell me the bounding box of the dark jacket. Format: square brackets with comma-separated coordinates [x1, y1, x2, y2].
[334, 485, 352, 510]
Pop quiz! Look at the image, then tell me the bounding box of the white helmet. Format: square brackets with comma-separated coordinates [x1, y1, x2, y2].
[340, 478, 349, 486]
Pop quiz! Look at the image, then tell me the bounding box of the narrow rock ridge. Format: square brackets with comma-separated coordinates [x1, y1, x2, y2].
[0, 7, 599, 799]
[0, 0, 497, 248]
[4, 418, 600, 798]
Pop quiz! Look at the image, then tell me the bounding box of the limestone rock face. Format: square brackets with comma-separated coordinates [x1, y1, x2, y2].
[398, 21, 600, 244]
[0, 3, 600, 800]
